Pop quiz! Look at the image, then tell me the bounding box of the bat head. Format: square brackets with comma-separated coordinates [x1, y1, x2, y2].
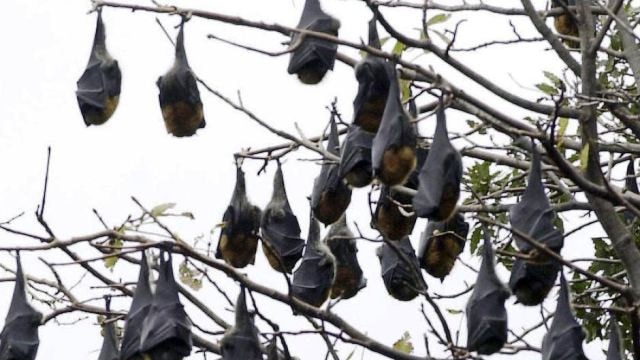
[508, 258, 560, 306]
[325, 215, 366, 299]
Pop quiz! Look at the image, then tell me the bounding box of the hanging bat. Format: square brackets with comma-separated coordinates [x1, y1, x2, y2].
[541, 273, 588, 360]
[417, 212, 469, 281]
[371, 62, 417, 186]
[98, 298, 120, 360]
[624, 159, 638, 224]
[509, 140, 564, 257]
[261, 164, 305, 273]
[291, 214, 336, 307]
[376, 237, 422, 301]
[412, 99, 462, 221]
[372, 185, 417, 241]
[217, 167, 262, 268]
[140, 251, 192, 360]
[325, 214, 366, 299]
[220, 287, 262, 360]
[0, 254, 42, 360]
[157, 20, 205, 137]
[465, 229, 509, 355]
[287, 0, 340, 84]
[552, 0, 579, 49]
[607, 316, 624, 360]
[311, 114, 352, 225]
[508, 258, 560, 306]
[121, 252, 154, 360]
[76, 10, 121, 126]
[352, 17, 389, 133]
[338, 125, 374, 188]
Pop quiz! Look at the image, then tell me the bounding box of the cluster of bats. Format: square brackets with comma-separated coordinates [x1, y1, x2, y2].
[21, 0, 613, 358]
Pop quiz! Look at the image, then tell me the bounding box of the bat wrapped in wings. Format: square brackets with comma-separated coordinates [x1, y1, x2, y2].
[217, 167, 262, 268]
[311, 114, 352, 225]
[371, 62, 417, 186]
[338, 125, 374, 188]
[412, 99, 462, 221]
[260, 164, 305, 273]
[0, 254, 42, 360]
[220, 287, 262, 360]
[352, 17, 389, 133]
[418, 212, 469, 281]
[287, 0, 340, 84]
[325, 215, 366, 300]
[97, 298, 120, 360]
[291, 214, 336, 307]
[139, 251, 192, 360]
[376, 237, 422, 301]
[509, 258, 560, 306]
[552, 0, 579, 48]
[157, 20, 205, 137]
[465, 229, 509, 355]
[76, 10, 121, 126]
[541, 274, 588, 360]
[606, 316, 624, 360]
[121, 252, 154, 360]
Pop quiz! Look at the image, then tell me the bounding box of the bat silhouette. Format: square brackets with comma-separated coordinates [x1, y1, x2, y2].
[291, 214, 336, 307]
[509, 140, 563, 256]
[606, 316, 624, 360]
[465, 229, 509, 355]
[412, 99, 462, 221]
[624, 159, 638, 223]
[260, 164, 305, 273]
[376, 237, 422, 301]
[217, 167, 262, 268]
[157, 20, 205, 137]
[541, 273, 588, 360]
[338, 125, 374, 188]
[287, 0, 340, 84]
[139, 251, 192, 360]
[98, 298, 120, 360]
[418, 212, 469, 281]
[76, 10, 121, 126]
[325, 214, 366, 299]
[509, 258, 560, 306]
[371, 62, 417, 186]
[352, 17, 389, 133]
[311, 114, 352, 225]
[0, 254, 42, 360]
[220, 287, 262, 360]
[552, 0, 579, 48]
[121, 252, 153, 360]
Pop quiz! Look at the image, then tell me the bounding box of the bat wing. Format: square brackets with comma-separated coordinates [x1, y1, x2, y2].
[508, 258, 560, 306]
[338, 125, 373, 187]
[377, 237, 421, 301]
[0, 255, 42, 360]
[121, 253, 154, 359]
[288, 9, 340, 75]
[97, 317, 120, 360]
[326, 216, 366, 299]
[221, 288, 262, 360]
[509, 141, 563, 252]
[261, 211, 305, 272]
[413, 102, 462, 220]
[607, 318, 624, 360]
[352, 57, 389, 131]
[76, 61, 109, 108]
[624, 159, 638, 223]
[140, 252, 192, 357]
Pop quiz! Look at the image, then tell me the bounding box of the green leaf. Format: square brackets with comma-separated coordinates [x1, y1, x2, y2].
[535, 83, 558, 96]
[426, 13, 451, 26]
[179, 260, 203, 291]
[557, 117, 568, 147]
[150, 202, 176, 217]
[104, 237, 122, 270]
[392, 332, 414, 354]
[400, 79, 411, 102]
[446, 308, 463, 315]
[392, 40, 407, 57]
[470, 226, 482, 254]
[580, 144, 590, 170]
[543, 71, 561, 87]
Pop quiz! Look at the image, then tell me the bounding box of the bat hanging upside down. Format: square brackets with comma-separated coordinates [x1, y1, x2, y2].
[552, 0, 579, 49]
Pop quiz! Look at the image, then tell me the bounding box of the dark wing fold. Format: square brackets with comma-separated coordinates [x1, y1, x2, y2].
[508, 258, 560, 306]
[376, 237, 422, 301]
[220, 287, 262, 360]
[121, 252, 154, 360]
[98, 299, 120, 360]
[325, 215, 366, 299]
[606, 317, 624, 360]
[338, 125, 374, 188]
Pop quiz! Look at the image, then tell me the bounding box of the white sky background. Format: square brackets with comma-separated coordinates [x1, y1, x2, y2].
[0, 0, 613, 359]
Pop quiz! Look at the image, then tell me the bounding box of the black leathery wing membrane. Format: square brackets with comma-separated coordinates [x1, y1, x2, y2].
[606, 317, 624, 360]
[220, 287, 262, 360]
[375, 237, 422, 301]
[311, 115, 352, 225]
[98, 299, 120, 360]
[412, 100, 462, 221]
[217, 167, 262, 268]
[352, 17, 389, 133]
[541, 274, 588, 360]
[291, 215, 336, 307]
[417, 212, 469, 281]
[76, 10, 122, 126]
[157, 21, 205, 137]
[140, 251, 192, 360]
[0, 254, 42, 360]
[260, 164, 305, 273]
[624, 159, 638, 223]
[325, 215, 366, 299]
[338, 125, 374, 188]
[121, 252, 153, 360]
[371, 62, 417, 186]
[287, 0, 340, 84]
[508, 257, 560, 306]
[465, 230, 509, 355]
[509, 141, 564, 254]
